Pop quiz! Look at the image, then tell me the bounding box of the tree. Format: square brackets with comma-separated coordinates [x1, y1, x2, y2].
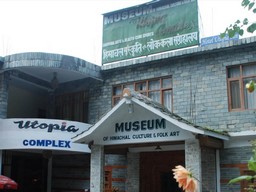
[221, 0, 256, 93]
[220, 0, 256, 38]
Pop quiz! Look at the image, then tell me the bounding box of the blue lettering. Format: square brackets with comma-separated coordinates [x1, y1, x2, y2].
[37, 140, 45, 146]
[29, 140, 36, 146]
[59, 140, 65, 147]
[65, 141, 71, 148]
[52, 140, 58, 147]
[22, 139, 71, 148]
[23, 140, 28, 146]
[45, 140, 51, 146]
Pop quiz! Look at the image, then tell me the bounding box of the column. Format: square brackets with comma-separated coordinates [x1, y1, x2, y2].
[0, 72, 9, 118]
[126, 152, 140, 192]
[0, 72, 9, 175]
[185, 138, 202, 192]
[90, 145, 104, 192]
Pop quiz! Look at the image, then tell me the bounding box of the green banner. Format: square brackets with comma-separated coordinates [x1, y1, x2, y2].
[102, 0, 199, 64]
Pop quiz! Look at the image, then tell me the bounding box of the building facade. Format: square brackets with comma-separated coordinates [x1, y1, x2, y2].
[0, 53, 101, 192]
[82, 36, 256, 192]
[0, 36, 256, 192]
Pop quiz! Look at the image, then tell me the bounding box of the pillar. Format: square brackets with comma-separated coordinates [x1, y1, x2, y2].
[126, 152, 140, 192]
[0, 72, 9, 175]
[0, 72, 9, 118]
[185, 138, 202, 192]
[90, 145, 104, 192]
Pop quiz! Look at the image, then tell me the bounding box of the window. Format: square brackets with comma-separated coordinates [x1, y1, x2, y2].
[55, 91, 89, 122]
[227, 64, 256, 111]
[112, 77, 173, 111]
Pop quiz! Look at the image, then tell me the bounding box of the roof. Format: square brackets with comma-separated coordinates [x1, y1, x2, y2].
[73, 88, 229, 145]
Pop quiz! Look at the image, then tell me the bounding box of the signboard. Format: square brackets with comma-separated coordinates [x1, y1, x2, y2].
[102, 0, 199, 64]
[95, 118, 193, 145]
[200, 33, 239, 46]
[0, 118, 91, 152]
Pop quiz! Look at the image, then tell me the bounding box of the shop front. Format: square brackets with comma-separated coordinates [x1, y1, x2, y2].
[0, 118, 91, 192]
[73, 89, 229, 192]
[0, 52, 103, 192]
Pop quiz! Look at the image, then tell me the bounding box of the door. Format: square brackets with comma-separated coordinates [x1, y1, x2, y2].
[140, 150, 185, 192]
[12, 153, 47, 192]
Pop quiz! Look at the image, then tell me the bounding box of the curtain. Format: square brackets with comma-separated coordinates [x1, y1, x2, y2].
[230, 81, 241, 109]
[163, 90, 172, 111]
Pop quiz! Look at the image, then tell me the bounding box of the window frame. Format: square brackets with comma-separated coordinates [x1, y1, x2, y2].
[112, 76, 173, 111]
[227, 63, 256, 111]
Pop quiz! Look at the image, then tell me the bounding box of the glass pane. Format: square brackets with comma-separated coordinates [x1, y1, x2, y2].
[149, 80, 160, 90]
[243, 64, 256, 76]
[124, 84, 134, 90]
[244, 78, 256, 109]
[230, 81, 241, 109]
[162, 78, 172, 88]
[163, 90, 172, 111]
[135, 82, 146, 91]
[149, 91, 160, 103]
[228, 67, 240, 78]
[113, 86, 122, 96]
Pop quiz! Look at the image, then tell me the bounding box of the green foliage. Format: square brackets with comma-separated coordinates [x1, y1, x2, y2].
[229, 140, 256, 192]
[229, 175, 255, 184]
[220, 0, 256, 38]
[248, 156, 256, 171]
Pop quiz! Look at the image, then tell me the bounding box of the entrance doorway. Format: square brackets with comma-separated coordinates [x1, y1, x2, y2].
[11, 152, 47, 192]
[140, 150, 185, 192]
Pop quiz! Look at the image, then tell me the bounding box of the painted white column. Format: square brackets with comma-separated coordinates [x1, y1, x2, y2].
[90, 145, 104, 192]
[0, 150, 2, 174]
[185, 138, 202, 192]
[47, 155, 52, 192]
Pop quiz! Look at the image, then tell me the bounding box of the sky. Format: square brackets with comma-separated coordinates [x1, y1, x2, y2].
[0, 0, 255, 65]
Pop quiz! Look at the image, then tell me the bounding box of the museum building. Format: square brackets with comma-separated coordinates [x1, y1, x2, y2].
[1, 0, 256, 192]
